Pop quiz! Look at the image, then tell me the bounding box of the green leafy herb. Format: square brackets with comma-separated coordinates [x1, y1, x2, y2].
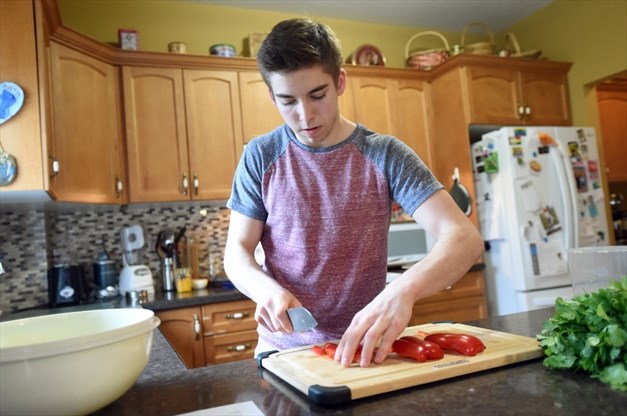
[537, 276, 627, 391]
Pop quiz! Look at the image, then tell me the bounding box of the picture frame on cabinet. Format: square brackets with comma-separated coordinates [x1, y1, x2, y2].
[118, 29, 139, 50]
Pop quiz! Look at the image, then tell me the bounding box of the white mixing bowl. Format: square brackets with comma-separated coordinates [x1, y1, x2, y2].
[0, 308, 160, 416]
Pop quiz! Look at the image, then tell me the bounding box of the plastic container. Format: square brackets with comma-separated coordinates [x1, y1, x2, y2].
[567, 246, 627, 295]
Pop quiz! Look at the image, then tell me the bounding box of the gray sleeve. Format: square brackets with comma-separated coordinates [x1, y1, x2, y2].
[226, 139, 268, 222]
[361, 131, 443, 216]
[226, 125, 290, 222]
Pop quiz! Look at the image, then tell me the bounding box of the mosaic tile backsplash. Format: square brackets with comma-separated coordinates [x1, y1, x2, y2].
[0, 202, 230, 312]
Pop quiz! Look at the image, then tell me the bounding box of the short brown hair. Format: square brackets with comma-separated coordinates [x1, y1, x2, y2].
[257, 18, 343, 87]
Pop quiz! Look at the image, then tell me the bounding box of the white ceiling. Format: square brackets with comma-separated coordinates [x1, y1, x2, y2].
[197, 0, 553, 32]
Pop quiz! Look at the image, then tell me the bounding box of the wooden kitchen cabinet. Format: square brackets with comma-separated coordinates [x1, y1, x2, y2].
[409, 269, 488, 325]
[596, 84, 627, 182]
[348, 74, 433, 165]
[238, 71, 284, 145]
[156, 299, 257, 369]
[48, 42, 126, 203]
[156, 306, 205, 369]
[0, 0, 49, 195]
[461, 59, 572, 126]
[201, 299, 258, 364]
[428, 56, 572, 229]
[122, 67, 242, 202]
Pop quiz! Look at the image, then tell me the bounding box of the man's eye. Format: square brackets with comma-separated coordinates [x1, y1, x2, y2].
[311, 93, 326, 100]
[280, 100, 296, 106]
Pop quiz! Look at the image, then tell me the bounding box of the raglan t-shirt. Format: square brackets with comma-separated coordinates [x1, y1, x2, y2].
[227, 124, 442, 350]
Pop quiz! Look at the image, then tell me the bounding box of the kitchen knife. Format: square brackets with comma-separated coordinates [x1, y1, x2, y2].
[287, 307, 318, 332]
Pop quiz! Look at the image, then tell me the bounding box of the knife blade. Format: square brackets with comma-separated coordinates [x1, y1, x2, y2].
[287, 307, 318, 332]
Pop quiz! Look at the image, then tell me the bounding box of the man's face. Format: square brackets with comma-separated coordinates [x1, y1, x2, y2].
[268, 66, 346, 148]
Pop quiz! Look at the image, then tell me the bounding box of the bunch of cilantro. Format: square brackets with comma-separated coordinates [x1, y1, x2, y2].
[537, 276, 627, 391]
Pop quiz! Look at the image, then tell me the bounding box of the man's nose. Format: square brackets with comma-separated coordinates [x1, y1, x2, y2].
[297, 100, 314, 121]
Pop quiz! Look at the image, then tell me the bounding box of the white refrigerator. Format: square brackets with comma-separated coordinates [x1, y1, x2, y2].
[471, 126, 609, 316]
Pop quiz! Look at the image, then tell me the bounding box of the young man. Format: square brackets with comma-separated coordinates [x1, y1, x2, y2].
[224, 18, 483, 367]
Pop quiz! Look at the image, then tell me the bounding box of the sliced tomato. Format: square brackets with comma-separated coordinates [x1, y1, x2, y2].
[323, 342, 338, 359]
[400, 336, 444, 360]
[311, 345, 326, 356]
[424, 332, 486, 356]
[392, 339, 428, 362]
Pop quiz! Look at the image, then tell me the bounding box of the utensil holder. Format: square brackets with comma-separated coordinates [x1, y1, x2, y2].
[161, 257, 175, 292]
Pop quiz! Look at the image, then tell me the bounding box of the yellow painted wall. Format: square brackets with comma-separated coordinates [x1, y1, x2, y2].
[506, 0, 627, 125]
[58, 0, 626, 126]
[57, 0, 459, 68]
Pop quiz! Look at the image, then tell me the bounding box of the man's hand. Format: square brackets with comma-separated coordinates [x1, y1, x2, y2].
[255, 289, 302, 334]
[334, 281, 414, 367]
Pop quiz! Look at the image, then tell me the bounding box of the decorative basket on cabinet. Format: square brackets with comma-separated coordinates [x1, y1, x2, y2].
[461, 22, 495, 55]
[405, 31, 450, 70]
[500, 32, 543, 59]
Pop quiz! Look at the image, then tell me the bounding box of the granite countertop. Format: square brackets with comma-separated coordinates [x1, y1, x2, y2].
[1, 283, 248, 322]
[92, 308, 627, 416]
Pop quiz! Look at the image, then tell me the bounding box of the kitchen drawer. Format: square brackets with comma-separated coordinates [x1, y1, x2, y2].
[204, 329, 258, 364]
[201, 299, 256, 335]
[410, 295, 488, 325]
[419, 269, 485, 304]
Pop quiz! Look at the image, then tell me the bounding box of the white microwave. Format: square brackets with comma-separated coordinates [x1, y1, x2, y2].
[387, 222, 435, 267]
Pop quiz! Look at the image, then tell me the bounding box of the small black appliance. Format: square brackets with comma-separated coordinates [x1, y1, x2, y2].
[48, 264, 88, 307]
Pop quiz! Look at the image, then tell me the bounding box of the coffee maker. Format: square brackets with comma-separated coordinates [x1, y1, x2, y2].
[118, 225, 154, 295]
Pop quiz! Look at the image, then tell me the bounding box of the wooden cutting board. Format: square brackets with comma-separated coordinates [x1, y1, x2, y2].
[258, 323, 543, 406]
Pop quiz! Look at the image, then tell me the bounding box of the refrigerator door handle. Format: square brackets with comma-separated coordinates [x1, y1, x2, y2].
[551, 145, 579, 249]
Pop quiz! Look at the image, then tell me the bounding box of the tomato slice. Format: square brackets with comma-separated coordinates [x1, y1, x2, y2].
[424, 333, 486, 356]
[311, 345, 326, 356]
[392, 339, 428, 362]
[323, 342, 338, 358]
[400, 336, 444, 360]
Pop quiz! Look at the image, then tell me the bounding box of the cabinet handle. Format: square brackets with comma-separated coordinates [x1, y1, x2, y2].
[49, 156, 60, 177]
[225, 312, 249, 320]
[193, 173, 199, 196]
[227, 344, 251, 352]
[193, 313, 201, 341]
[524, 105, 531, 118]
[114, 176, 123, 198]
[517, 104, 525, 119]
[181, 174, 189, 196]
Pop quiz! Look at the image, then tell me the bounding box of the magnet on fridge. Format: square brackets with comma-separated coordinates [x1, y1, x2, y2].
[484, 151, 499, 173]
[529, 160, 542, 172]
[538, 132, 557, 147]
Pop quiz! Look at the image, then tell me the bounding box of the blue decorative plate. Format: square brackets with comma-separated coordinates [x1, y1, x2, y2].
[0, 81, 25, 124]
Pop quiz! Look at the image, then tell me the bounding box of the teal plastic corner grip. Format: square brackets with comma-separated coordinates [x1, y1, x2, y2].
[308, 384, 352, 406]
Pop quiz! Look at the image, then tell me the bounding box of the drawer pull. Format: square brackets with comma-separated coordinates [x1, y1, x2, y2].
[225, 312, 249, 319]
[445, 285, 453, 290]
[193, 314, 201, 341]
[227, 344, 251, 352]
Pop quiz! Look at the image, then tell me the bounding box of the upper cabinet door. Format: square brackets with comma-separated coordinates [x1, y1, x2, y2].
[390, 78, 433, 166]
[519, 70, 571, 126]
[351, 76, 395, 135]
[463, 61, 572, 126]
[464, 66, 521, 125]
[49, 42, 126, 203]
[0, 0, 46, 193]
[238, 72, 283, 146]
[349, 75, 432, 164]
[122, 66, 190, 203]
[183, 69, 242, 200]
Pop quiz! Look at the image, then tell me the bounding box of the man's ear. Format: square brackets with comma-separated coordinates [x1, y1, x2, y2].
[337, 69, 347, 96]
